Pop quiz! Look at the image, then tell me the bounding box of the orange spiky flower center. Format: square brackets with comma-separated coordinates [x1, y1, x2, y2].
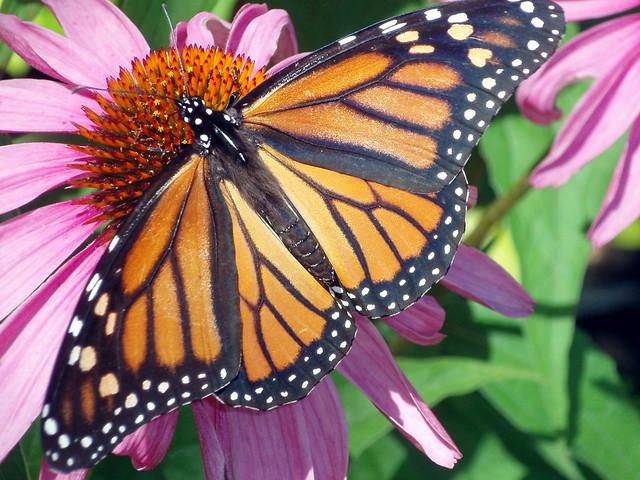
[71, 46, 266, 232]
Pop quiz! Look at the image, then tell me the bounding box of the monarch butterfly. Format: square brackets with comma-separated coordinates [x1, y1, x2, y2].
[41, 0, 565, 471]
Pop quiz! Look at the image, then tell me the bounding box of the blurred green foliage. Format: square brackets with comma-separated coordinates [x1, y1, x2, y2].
[1, 1, 639, 479]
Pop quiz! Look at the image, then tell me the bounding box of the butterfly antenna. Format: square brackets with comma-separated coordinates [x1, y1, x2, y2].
[162, 3, 189, 96]
[71, 84, 171, 100]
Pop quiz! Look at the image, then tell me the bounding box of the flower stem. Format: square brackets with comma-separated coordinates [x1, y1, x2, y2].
[464, 170, 532, 248]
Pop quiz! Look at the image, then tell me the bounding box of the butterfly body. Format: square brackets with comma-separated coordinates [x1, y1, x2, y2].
[41, 0, 565, 471]
[176, 94, 337, 285]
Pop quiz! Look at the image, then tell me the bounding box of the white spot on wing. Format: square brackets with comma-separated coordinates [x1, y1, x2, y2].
[68, 316, 83, 337]
[521, 1, 535, 13]
[382, 22, 407, 34]
[108, 235, 120, 252]
[379, 19, 398, 30]
[448, 12, 468, 23]
[424, 9, 442, 21]
[338, 35, 357, 46]
[86, 273, 100, 293]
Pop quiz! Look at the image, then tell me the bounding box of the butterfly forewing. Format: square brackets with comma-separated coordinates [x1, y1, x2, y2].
[42, 154, 242, 470]
[240, 0, 565, 194]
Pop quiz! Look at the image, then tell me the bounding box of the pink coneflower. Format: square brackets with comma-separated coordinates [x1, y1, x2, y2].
[0, 1, 533, 478]
[517, 0, 640, 246]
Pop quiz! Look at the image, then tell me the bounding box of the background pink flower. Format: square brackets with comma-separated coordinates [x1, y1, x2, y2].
[518, 0, 640, 246]
[0, 1, 534, 478]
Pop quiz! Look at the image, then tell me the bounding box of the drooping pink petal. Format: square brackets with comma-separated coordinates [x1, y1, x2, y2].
[40, 460, 87, 480]
[0, 242, 104, 463]
[588, 118, 640, 246]
[441, 245, 534, 318]
[296, 380, 348, 480]
[194, 379, 348, 479]
[225, 4, 269, 54]
[530, 50, 640, 187]
[234, 9, 298, 70]
[0, 200, 97, 322]
[266, 52, 308, 76]
[0, 14, 111, 87]
[0, 79, 99, 133]
[113, 412, 179, 470]
[192, 401, 226, 480]
[384, 297, 446, 345]
[43, 0, 149, 76]
[178, 12, 231, 49]
[558, 0, 640, 22]
[338, 317, 461, 468]
[0, 143, 85, 214]
[517, 14, 640, 124]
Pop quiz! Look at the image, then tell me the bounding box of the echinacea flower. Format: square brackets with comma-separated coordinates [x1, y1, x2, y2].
[517, 0, 640, 246]
[0, 1, 533, 478]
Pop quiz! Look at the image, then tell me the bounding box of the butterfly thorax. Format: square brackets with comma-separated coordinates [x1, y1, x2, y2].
[178, 94, 337, 286]
[177, 95, 248, 162]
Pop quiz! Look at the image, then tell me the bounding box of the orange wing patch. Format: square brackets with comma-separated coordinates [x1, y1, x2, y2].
[388, 62, 462, 91]
[244, 52, 393, 117]
[214, 180, 355, 410]
[247, 102, 439, 170]
[259, 145, 468, 317]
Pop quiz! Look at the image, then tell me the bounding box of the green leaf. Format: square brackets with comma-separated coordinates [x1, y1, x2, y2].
[479, 107, 554, 189]
[156, 407, 204, 480]
[532, 438, 585, 480]
[348, 435, 408, 480]
[477, 82, 621, 437]
[571, 333, 640, 480]
[399, 357, 540, 405]
[119, 0, 236, 50]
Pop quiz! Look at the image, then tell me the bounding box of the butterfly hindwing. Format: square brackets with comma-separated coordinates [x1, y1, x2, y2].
[42, 153, 242, 470]
[240, 0, 564, 194]
[213, 180, 355, 410]
[258, 145, 468, 317]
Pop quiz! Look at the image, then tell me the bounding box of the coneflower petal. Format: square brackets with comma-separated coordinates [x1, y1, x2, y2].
[441, 245, 534, 318]
[0, 201, 97, 321]
[588, 119, 640, 246]
[178, 11, 231, 49]
[383, 297, 447, 346]
[113, 412, 179, 470]
[0, 14, 112, 87]
[518, 14, 640, 125]
[193, 380, 348, 480]
[0, 79, 99, 133]
[0, 143, 85, 214]
[43, 0, 149, 75]
[233, 9, 299, 71]
[531, 50, 640, 187]
[338, 317, 461, 469]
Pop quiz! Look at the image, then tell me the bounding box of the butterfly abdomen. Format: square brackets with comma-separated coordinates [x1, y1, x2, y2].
[222, 129, 337, 287]
[261, 195, 335, 286]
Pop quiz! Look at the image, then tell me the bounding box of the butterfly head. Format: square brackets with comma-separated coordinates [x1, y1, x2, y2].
[176, 94, 247, 160]
[177, 95, 213, 125]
